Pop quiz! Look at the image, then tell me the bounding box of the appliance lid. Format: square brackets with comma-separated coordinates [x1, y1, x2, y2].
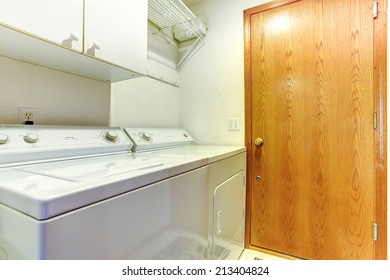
[0, 153, 208, 220]
[142, 145, 246, 163]
[17, 153, 178, 182]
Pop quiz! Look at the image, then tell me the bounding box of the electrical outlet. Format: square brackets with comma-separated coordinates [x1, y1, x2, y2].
[227, 117, 240, 131]
[18, 107, 37, 124]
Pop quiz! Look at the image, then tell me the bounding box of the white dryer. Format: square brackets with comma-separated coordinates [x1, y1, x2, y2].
[124, 128, 246, 260]
[0, 125, 211, 259]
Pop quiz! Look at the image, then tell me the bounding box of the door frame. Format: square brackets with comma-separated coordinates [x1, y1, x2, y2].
[243, 0, 387, 259]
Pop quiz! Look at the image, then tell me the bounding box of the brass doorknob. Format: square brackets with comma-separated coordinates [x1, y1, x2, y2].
[255, 138, 264, 147]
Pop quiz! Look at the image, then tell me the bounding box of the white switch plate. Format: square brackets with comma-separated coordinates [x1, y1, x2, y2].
[227, 117, 240, 131]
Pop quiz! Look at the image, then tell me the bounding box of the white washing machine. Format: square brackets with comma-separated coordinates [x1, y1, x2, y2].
[124, 128, 246, 260]
[0, 125, 212, 260]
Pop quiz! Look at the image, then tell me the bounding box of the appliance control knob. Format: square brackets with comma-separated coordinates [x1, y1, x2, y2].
[24, 133, 39, 143]
[105, 130, 118, 142]
[0, 134, 9, 144]
[140, 132, 152, 142]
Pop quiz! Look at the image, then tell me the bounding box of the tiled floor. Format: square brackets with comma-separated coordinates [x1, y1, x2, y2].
[239, 249, 291, 260]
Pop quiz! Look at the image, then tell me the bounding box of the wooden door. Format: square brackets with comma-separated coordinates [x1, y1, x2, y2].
[245, 0, 381, 259]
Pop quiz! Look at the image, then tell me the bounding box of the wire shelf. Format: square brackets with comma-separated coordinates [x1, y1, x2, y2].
[148, 0, 207, 71]
[148, 0, 206, 42]
[148, 0, 195, 29]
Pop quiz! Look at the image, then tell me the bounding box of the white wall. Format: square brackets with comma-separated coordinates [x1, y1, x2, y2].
[110, 77, 179, 128]
[110, 44, 181, 128]
[179, 0, 270, 145]
[0, 56, 110, 126]
[110, 0, 269, 142]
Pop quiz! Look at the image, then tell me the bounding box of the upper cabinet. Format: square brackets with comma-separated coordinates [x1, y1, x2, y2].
[0, 0, 83, 52]
[84, 0, 147, 74]
[0, 0, 147, 82]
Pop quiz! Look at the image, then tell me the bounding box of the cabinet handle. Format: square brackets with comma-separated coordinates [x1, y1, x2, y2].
[87, 41, 101, 56]
[61, 32, 80, 48]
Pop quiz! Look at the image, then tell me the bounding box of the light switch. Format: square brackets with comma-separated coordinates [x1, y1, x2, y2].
[227, 117, 240, 131]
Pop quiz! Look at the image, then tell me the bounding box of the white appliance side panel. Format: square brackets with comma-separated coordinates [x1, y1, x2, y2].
[208, 152, 246, 260]
[0, 203, 41, 259]
[209, 152, 246, 187]
[43, 166, 209, 260]
[0, 154, 207, 220]
[213, 171, 245, 260]
[0, 166, 209, 260]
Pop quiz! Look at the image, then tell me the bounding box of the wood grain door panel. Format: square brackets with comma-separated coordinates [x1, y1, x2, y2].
[247, 0, 375, 259]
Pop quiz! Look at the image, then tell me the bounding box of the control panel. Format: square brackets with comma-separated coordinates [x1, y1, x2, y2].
[124, 128, 194, 152]
[0, 125, 132, 166]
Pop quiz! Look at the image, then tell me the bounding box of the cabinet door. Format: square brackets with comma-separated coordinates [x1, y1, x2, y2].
[0, 0, 83, 52]
[84, 0, 147, 74]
